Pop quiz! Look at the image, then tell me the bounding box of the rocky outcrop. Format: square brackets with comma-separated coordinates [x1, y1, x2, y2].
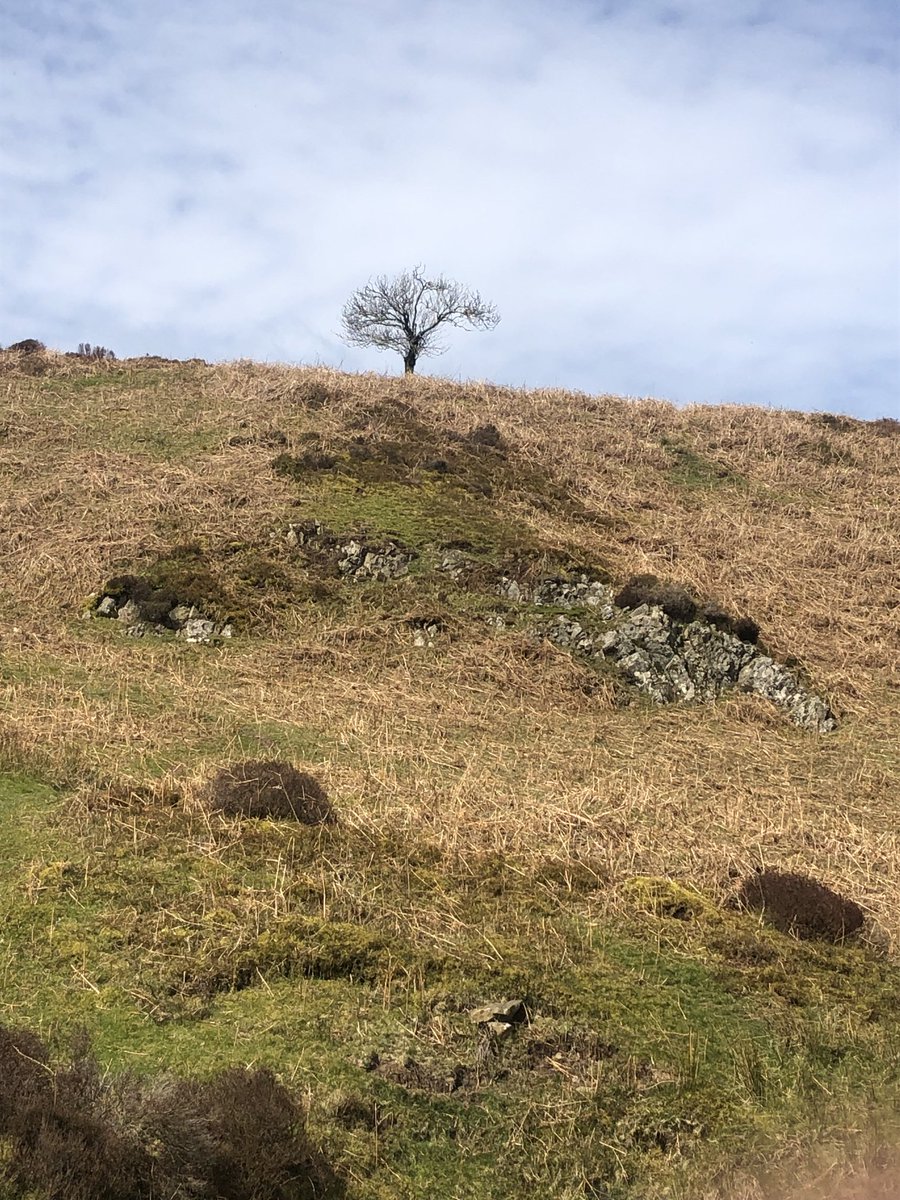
[282, 521, 414, 582]
[598, 606, 836, 732]
[338, 538, 413, 582]
[93, 589, 232, 644]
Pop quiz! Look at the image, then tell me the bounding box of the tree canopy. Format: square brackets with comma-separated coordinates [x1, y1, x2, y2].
[341, 266, 499, 374]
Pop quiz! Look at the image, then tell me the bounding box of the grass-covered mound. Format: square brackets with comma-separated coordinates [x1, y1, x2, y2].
[0, 348, 898, 1198]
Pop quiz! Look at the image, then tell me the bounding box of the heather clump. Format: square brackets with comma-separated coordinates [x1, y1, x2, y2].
[614, 573, 699, 622]
[736, 869, 864, 943]
[203, 759, 335, 823]
[0, 1024, 338, 1200]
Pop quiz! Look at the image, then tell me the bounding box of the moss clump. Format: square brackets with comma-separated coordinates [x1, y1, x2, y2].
[202, 760, 334, 824]
[235, 915, 389, 984]
[622, 876, 719, 922]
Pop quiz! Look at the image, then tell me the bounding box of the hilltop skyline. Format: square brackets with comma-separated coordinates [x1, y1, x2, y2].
[2, 0, 898, 418]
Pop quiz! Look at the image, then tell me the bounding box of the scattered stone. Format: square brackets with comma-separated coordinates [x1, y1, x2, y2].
[284, 520, 327, 548]
[483, 613, 509, 631]
[498, 577, 527, 602]
[408, 618, 442, 647]
[544, 615, 598, 655]
[93, 584, 232, 643]
[338, 538, 413, 581]
[437, 548, 473, 580]
[468, 999, 525, 1026]
[532, 576, 615, 613]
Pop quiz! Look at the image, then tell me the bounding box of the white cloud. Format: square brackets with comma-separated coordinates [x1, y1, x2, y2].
[1, 0, 897, 416]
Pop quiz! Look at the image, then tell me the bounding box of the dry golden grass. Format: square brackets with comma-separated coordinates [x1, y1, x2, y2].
[1, 352, 898, 947]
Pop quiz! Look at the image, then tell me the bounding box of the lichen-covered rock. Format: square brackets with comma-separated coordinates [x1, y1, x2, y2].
[532, 577, 614, 613]
[544, 615, 599, 655]
[180, 617, 218, 644]
[498, 576, 526, 602]
[338, 539, 413, 581]
[600, 605, 836, 732]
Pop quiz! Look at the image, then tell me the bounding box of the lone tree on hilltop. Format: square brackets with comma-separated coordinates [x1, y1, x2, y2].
[341, 266, 499, 374]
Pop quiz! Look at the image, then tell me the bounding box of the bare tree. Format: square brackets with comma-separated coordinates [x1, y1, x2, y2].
[341, 266, 499, 374]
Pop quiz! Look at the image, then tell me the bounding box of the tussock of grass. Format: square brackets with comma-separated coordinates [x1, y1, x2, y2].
[1, 350, 898, 1197]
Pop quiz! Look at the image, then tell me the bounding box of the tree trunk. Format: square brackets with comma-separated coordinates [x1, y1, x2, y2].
[403, 349, 417, 374]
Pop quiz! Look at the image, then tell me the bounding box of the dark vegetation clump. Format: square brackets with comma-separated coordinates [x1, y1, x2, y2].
[614, 574, 761, 641]
[614, 574, 698, 622]
[204, 760, 334, 824]
[871, 417, 900, 437]
[0, 1024, 338, 1200]
[816, 413, 859, 433]
[102, 574, 181, 625]
[272, 448, 338, 478]
[77, 342, 117, 360]
[700, 606, 760, 645]
[100, 544, 225, 624]
[6, 338, 45, 353]
[464, 422, 506, 451]
[736, 869, 864, 942]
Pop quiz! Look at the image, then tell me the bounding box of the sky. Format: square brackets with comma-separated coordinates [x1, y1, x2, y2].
[1, 0, 898, 419]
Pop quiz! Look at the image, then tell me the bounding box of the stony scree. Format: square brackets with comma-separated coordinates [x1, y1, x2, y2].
[533, 576, 615, 613]
[338, 538, 414, 582]
[93, 591, 233, 644]
[498, 574, 614, 613]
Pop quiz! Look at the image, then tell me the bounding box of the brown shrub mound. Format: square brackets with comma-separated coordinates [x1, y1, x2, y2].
[0, 1025, 339, 1200]
[736, 869, 864, 942]
[204, 760, 334, 823]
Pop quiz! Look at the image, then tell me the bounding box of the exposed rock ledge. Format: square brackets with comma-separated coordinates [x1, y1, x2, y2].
[542, 601, 836, 733]
[494, 571, 834, 732]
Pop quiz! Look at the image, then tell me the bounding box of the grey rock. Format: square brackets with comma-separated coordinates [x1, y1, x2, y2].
[498, 577, 526, 602]
[168, 604, 196, 627]
[95, 596, 118, 618]
[412, 621, 441, 647]
[285, 520, 326, 548]
[180, 618, 218, 644]
[339, 539, 412, 581]
[123, 621, 150, 638]
[468, 999, 524, 1025]
[600, 606, 836, 732]
[116, 600, 142, 626]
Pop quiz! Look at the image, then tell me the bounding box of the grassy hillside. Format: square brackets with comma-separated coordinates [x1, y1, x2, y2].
[0, 348, 898, 1198]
